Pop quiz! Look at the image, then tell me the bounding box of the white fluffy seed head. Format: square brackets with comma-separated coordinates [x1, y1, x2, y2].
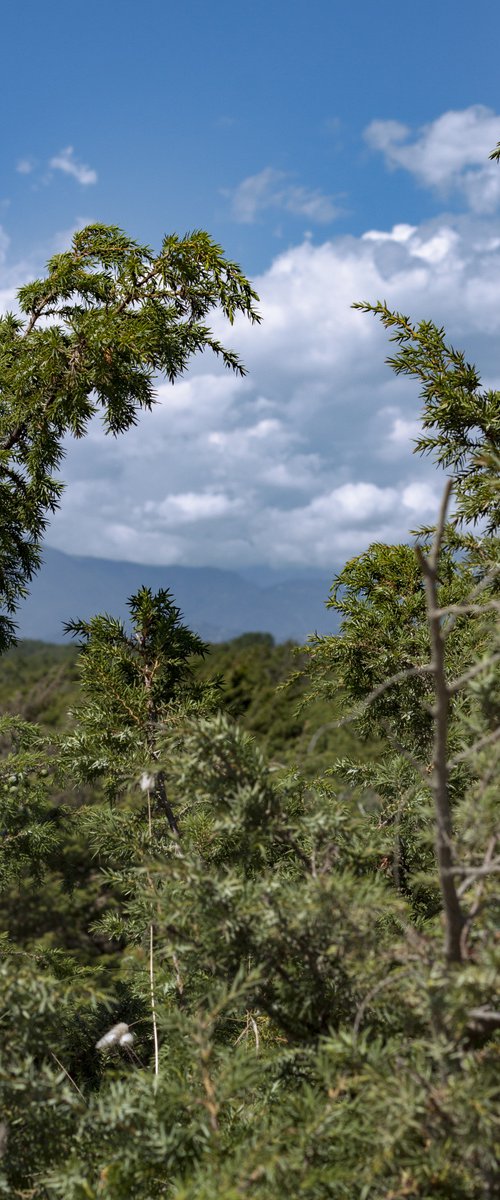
[95, 1022, 131, 1051]
[140, 772, 156, 792]
[95, 1031, 115, 1050]
[119, 1031, 134, 1047]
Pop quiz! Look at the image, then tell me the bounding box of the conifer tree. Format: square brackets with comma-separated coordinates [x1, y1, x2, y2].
[0, 224, 259, 651]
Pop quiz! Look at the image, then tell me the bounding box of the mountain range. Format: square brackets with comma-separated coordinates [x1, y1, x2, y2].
[15, 547, 340, 645]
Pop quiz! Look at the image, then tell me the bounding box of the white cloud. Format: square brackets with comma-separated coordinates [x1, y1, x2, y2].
[45, 207, 500, 567]
[16, 158, 35, 175]
[0, 225, 36, 313]
[141, 491, 240, 525]
[363, 223, 416, 245]
[227, 167, 340, 224]
[49, 146, 97, 186]
[318, 482, 398, 522]
[365, 106, 500, 213]
[2, 172, 498, 572]
[0, 225, 9, 263]
[401, 481, 439, 514]
[248, 479, 440, 568]
[382, 408, 421, 450]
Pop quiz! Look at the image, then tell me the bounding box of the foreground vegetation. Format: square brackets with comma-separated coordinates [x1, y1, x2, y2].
[0, 632, 375, 966]
[0, 216, 498, 1197]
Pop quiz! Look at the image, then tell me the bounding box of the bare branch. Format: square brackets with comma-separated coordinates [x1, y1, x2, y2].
[353, 973, 400, 1036]
[431, 479, 454, 571]
[154, 769, 180, 837]
[458, 863, 500, 894]
[307, 663, 435, 745]
[456, 838, 498, 955]
[447, 652, 500, 695]
[448, 726, 500, 767]
[433, 600, 500, 619]
[416, 480, 465, 964]
[50, 1052, 86, 1102]
[234, 1012, 261, 1053]
[442, 561, 500, 635]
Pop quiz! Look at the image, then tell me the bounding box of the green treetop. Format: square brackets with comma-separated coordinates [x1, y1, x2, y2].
[0, 224, 259, 651]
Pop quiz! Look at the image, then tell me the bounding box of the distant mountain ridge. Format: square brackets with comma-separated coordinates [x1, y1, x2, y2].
[16, 547, 339, 645]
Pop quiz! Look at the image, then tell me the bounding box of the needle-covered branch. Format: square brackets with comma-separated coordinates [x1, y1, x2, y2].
[0, 224, 260, 652]
[352, 299, 500, 532]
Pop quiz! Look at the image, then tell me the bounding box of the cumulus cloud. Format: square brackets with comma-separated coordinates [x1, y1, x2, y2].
[379, 407, 422, 456]
[365, 106, 500, 213]
[227, 167, 340, 224]
[140, 490, 241, 526]
[49, 146, 97, 186]
[42, 204, 500, 571]
[4, 141, 500, 574]
[250, 479, 440, 567]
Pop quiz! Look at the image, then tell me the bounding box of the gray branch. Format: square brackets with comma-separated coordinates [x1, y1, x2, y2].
[415, 479, 465, 964]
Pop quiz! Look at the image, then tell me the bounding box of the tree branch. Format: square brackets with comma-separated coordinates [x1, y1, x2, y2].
[447, 651, 500, 695]
[448, 726, 500, 767]
[415, 479, 465, 963]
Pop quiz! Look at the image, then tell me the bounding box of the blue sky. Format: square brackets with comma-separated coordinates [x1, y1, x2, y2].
[2, 0, 500, 571]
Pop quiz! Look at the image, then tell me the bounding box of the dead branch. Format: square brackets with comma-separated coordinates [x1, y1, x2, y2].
[448, 726, 500, 767]
[447, 651, 500, 696]
[415, 480, 465, 964]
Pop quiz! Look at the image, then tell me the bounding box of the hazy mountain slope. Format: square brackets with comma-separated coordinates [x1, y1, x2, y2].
[16, 548, 339, 644]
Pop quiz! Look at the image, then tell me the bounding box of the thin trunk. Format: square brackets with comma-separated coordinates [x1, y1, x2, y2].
[154, 769, 180, 836]
[141, 649, 179, 1082]
[149, 921, 159, 1078]
[146, 785, 159, 1078]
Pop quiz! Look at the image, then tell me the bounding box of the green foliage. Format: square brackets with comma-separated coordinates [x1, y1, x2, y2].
[0, 632, 375, 971]
[2, 696, 498, 1198]
[0, 950, 111, 1196]
[353, 301, 500, 529]
[0, 715, 63, 889]
[1, 201, 499, 1197]
[63, 586, 215, 798]
[0, 638, 79, 725]
[305, 537, 496, 752]
[0, 224, 259, 651]
[196, 632, 377, 775]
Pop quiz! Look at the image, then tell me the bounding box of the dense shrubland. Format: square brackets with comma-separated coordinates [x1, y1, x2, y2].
[0, 219, 498, 1197]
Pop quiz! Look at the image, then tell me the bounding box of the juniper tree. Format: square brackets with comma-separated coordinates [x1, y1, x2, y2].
[0, 223, 259, 651]
[63, 585, 216, 818]
[303, 304, 499, 960]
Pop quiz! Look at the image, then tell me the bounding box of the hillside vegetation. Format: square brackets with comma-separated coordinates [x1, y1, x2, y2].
[0, 632, 373, 771]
